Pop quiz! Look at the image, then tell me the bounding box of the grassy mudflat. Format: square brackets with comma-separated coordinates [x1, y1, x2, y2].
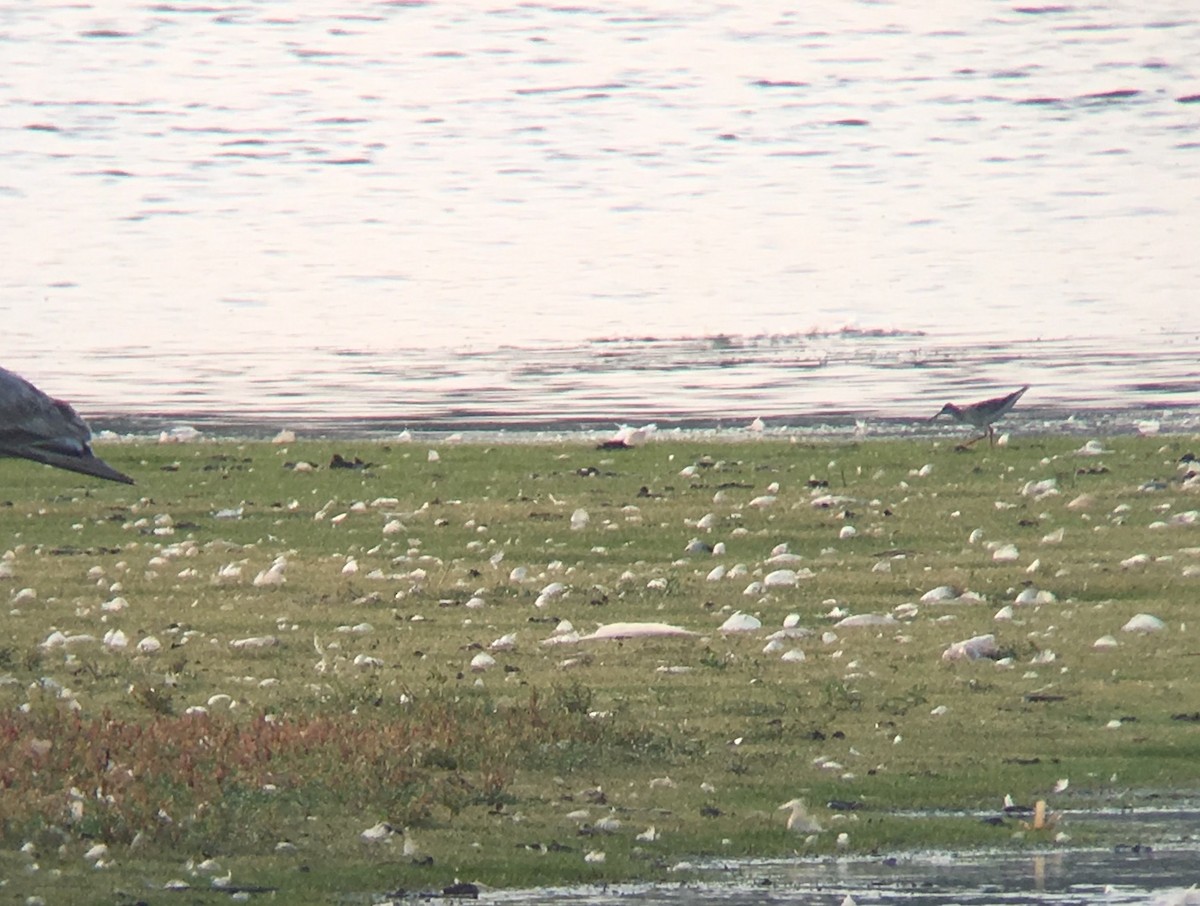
[0, 433, 1197, 902]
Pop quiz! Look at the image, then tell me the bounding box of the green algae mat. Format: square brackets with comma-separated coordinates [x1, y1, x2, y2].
[0, 434, 1197, 902]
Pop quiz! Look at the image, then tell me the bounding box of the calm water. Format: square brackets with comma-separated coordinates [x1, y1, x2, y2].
[485, 848, 1200, 905]
[2, 2, 1198, 430]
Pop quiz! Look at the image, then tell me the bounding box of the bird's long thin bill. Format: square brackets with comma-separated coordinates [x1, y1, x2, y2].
[10, 447, 135, 484]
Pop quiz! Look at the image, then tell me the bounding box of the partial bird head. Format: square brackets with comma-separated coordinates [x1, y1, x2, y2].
[932, 403, 960, 421]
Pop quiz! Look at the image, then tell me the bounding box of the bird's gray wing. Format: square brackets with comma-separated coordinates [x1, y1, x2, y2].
[0, 369, 92, 448]
[0, 368, 134, 484]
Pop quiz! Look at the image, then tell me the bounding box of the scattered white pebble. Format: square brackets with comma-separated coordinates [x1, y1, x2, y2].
[920, 585, 961, 604]
[228, 636, 280, 650]
[1121, 613, 1165, 633]
[835, 613, 896, 628]
[992, 543, 1019, 562]
[942, 634, 998, 661]
[719, 612, 762, 633]
[103, 629, 129, 650]
[763, 569, 800, 588]
[360, 822, 394, 843]
[1120, 554, 1151, 569]
[470, 652, 496, 672]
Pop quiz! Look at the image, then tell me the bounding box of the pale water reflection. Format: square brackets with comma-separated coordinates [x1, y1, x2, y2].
[480, 847, 1199, 905]
[70, 331, 1200, 437]
[2, 2, 1198, 428]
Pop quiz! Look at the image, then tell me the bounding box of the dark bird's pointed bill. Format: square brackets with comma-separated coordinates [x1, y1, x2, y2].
[931, 385, 1029, 447]
[0, 366, 134, 484]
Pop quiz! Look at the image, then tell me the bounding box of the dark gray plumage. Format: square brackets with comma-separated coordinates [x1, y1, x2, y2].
[0, 366, 133, 484]
[932, 385, 1029, 447]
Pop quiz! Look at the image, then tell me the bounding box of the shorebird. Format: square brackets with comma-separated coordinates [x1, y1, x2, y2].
[0, 366, 134, 484]
[779, 797, 822, 833]
[932, 385, 1029, 447]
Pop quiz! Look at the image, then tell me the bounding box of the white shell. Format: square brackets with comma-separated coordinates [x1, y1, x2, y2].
[360, 822, 393, 843]
[920, 585, 960, 604]
[1022, 478, 1059, 499]
[40, 630, 68, 649]
[489, 633, 517, 651]
[835, 613, 896, 628]
[229, 636, 279, 649]
[1015, 588, 1057, 605]
[1121, 613, 1165, 633]
[766, 552, 803, 565]
[763, 569, 798, 588]
[719, 612, 762, 633]
[942, 634, 998, 661]
[1120, 554, 1151, 569]
[104, 629, 129, 650]
[576, 622, 696, 641]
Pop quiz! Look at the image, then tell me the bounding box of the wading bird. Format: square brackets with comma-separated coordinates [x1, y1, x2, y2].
[932, 385, 1029, 447]
[0, 366, 134, 484]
